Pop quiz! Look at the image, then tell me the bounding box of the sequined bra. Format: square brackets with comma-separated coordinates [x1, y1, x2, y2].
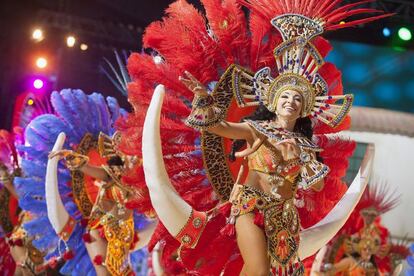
[245, 120, 330, 190]
[248, 140, 282, 174]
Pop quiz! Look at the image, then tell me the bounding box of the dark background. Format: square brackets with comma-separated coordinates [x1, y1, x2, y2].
[0, 0, 413, 129]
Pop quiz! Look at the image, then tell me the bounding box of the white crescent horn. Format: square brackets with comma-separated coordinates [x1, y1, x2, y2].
[152, 242, 165, 276]
[46, 132, 70, 234]
[298, 143, 374, 259]
[142, 84, 192, 236]
[310, 246, 328, 275]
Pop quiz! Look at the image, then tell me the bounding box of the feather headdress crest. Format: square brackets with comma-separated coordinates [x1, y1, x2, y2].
[229, 0, 392, 127]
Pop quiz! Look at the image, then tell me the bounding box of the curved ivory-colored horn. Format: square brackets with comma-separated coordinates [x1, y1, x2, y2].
[392, 263, 403, 276]
[298, 144, 374, 259]
[152, 242, 165, 276]
[46, 132, 70, 234]
[309, 246, 328, 275]
[142, 84, 192, 236]
[132, 219, 158, 251]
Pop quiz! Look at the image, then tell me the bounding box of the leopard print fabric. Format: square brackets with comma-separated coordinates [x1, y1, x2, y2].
[201, 64, 253, 201]
[71, 133, 96, 217]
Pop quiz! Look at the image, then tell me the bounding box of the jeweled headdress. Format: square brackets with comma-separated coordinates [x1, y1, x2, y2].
[345, 183, 399, 258]
[358, 182, 400, 223]
[344, 224, 390, 258]
[231, 1, 392, 127]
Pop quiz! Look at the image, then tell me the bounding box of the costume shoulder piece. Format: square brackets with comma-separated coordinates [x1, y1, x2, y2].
[245, 119, 329, 190]
[244, 119, 322, 152]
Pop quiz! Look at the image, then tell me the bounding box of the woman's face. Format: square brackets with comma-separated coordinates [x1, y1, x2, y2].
[276, 90, 303, 121]
[360, 245, 372, 261]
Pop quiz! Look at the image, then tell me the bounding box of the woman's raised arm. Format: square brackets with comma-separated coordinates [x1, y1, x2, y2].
[79, 164, 110, 181]
[48, 149, 110, 181]
[179, 71, 255, 142]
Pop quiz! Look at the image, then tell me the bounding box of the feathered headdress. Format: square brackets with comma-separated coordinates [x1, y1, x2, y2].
[358, 182, 400, 219]
[230, 0, 392, 127]
[343, 183, 400, 258]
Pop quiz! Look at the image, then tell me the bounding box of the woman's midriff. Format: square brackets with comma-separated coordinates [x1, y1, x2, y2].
[244, 170, 294, 200]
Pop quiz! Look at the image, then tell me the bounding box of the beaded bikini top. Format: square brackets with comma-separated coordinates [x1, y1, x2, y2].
[245, 120, 329, 190]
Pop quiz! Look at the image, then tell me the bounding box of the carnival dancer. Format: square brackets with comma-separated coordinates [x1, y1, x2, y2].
[17, 89, 153, 275]
[48, 132, 143, 276]
[117, 0, 389, 274]
[313, 183, 411, 275]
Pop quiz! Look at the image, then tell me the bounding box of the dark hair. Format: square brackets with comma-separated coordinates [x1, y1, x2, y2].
[107, 155, 124, 166]
[229, 105, 321, 162]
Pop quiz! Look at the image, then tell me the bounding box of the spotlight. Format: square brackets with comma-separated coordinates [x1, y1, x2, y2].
[80, 43, 88, 51]
[398, 27, 412, 41]
[382, 27, 391, 37]
[27, 98, 34, 106]
[33, 79, 44, 89]
[66, 36, 76, 47]
[32, 29, 44, 41]
[35, 57, 48, 69]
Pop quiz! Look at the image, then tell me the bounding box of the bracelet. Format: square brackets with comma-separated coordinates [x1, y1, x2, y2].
[65, 153, 89, 171]
[185, 94, 224, 131]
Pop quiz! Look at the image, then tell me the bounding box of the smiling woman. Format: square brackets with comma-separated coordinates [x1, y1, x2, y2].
[180, 68, 330, 274]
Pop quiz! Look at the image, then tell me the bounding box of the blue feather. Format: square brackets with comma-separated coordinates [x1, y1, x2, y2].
[51, 91, 83, 140]
[73, 90, 94, 134]
[130, 248, 149, 275]
[106, 96, 121, 131]
[60, 90, 89, 137]
[19, 196, 47, 214]
[14, 177, 45, 198]
[90, 93, 111, 135]
[120, 108, 127, 117]
[25, 115, 72, 150]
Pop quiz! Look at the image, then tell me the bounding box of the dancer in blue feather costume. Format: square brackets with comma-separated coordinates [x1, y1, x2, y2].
[15, 89, 150, 276]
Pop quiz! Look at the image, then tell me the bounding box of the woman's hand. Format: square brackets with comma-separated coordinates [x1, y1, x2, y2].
[235, 137, 265, 158]
[275, 138, 300, 161]
[48, 149, 74, 160]
[49, 149, 89, 170]
[179, 71, 209, 96]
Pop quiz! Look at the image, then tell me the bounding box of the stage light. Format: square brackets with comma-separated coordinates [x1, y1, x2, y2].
[33, 79, 44, 89]
[27, 98, 34, 106]
[398, 27, 412, 41]
[382, 27, 391, 37]
[80, 43, 88, 51]
[32, 29, 44, 41]
[36, 57, 48, 69]
[66, 36, 76, 47]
